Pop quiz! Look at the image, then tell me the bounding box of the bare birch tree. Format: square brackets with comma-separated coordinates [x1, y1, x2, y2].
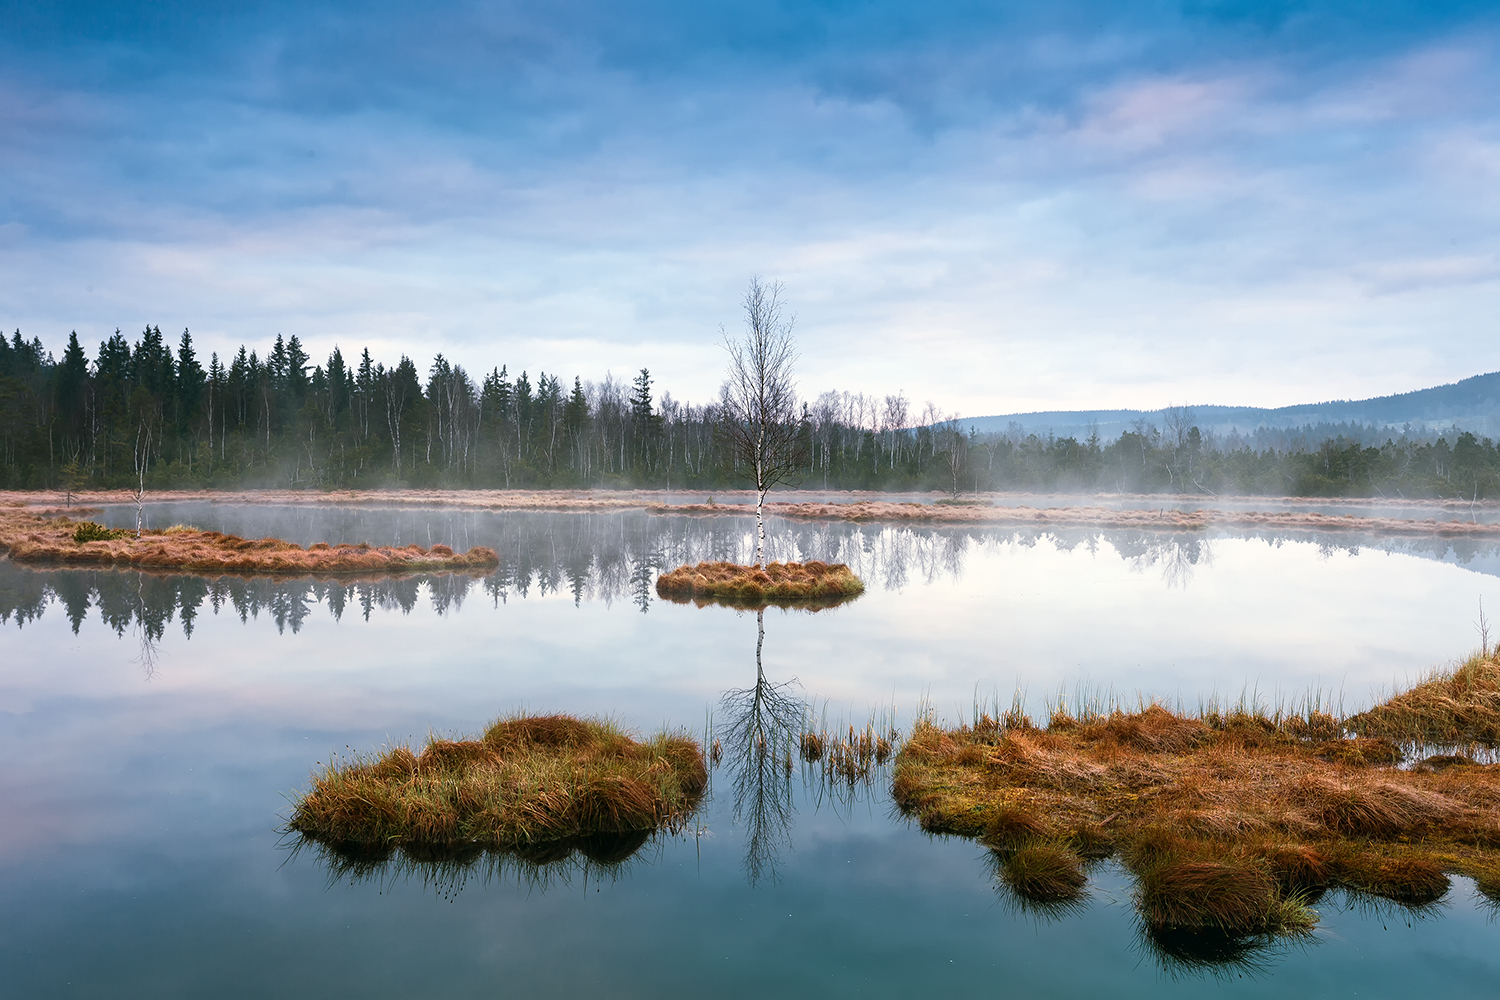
[719, 277, 802, 565]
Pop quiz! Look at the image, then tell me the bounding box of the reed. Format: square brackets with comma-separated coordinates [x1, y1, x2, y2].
[0, 506, 499, 575]
[893, 653, 1500, 940]
[798, 708, 900, 789]
[287, 714, 708, 851]
[655, 560, 864, 605]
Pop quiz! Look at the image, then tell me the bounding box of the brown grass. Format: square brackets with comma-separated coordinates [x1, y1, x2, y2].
[9, 488, 1494, 537]
[799, 721, 897, 785]
[893, 659, 1500, 940]
[0, 507, 498, 576]
[996, 839, 1089, 905]
[288, 714, 707, 854]
[655, 560, 864, 605]
[662, 499, 1500, 537]
[1349, 651, 1500, 748]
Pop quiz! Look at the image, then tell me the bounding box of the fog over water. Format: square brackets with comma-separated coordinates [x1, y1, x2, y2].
[3, 504, 1500, 995]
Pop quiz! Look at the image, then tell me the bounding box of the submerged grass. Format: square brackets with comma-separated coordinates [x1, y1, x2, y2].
[655, 560, 864, 606]
[893, 652, 1500, 945]
[288, 714, 707, 853]
[0, 506, 498, 575]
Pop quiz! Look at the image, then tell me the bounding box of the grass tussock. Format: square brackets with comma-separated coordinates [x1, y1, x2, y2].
[655, 560, 864, 606]
[996, 839, 1089, 906]
[893, 657, 1500, 943]
[288, 714, 707, 853]
[1349, 651, 1500, 749]
[0, 506, 498, 576]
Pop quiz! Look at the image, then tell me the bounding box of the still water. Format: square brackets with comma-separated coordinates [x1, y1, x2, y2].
[3, 504, 1500, 997]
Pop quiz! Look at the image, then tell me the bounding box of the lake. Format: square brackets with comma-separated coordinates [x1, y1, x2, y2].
[2, 502, 1499, 996]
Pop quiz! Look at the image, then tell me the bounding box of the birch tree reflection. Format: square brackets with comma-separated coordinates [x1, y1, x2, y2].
[718, 608, 802, 884]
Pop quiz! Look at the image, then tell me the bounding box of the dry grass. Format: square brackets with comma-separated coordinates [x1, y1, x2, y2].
[893, 659, 1500, 942]
[288, 714, 707, 854]
[996, 839, 1090, 906]
[799, 720, 897, 785]
[666, 499, 1500, 537]
[655, 560, 864, 606]
[0, 506, 498, 575]
[1349, 651, 1500, 748]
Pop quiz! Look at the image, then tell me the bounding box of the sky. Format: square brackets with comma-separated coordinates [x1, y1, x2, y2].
[2, 0, 1498, 418]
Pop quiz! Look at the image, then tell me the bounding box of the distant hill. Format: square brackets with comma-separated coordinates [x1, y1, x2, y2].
[963, 371, 1500, 441]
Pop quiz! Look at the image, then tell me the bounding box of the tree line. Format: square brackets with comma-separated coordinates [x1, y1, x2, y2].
[2, 326, 1499, 498]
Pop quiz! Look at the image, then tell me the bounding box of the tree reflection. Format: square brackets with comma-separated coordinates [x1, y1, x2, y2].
[717, 609, 803, 884]
[6, 512, 1500, 635]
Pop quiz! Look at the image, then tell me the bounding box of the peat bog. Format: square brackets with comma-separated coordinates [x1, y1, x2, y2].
[0, 504, 498, 575]
[893, 652, 1500, 961]
[7, 502, 1500, 995]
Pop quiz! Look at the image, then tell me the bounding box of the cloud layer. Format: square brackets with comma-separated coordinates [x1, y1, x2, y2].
[2, 0, 1498, 415]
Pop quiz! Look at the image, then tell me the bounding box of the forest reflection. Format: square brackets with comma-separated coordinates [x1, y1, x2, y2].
[4, 511, 1500, 635]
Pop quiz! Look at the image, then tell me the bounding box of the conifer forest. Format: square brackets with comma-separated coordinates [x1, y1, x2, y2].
[2, 326, 1499, 498]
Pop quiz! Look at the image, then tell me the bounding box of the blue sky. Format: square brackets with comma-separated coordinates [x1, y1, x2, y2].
[2, 1, 1498, 417]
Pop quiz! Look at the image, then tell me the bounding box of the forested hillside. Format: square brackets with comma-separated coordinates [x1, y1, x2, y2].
[3, 327, 1500, 499]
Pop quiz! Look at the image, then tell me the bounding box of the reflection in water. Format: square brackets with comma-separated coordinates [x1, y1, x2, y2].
[717, 609, 803, 885]
[1138, 920, 1309, 979]
[6, 513, 1500, 637]
[287, 826, 660, 901]
[980, 843, 1467, 979]
[0, 564, 484, 637]
[1132, 890, 1447, 978]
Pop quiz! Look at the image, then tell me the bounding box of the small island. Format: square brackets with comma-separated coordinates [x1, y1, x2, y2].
[288, 714, 707, 852]
[892, 651, 1500, 941]
[655, 560, 865, 605]
[0, 506, 498, 575]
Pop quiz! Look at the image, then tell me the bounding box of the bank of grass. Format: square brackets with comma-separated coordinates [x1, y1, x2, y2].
[892, 652, 1500, 942]
[0, 506, 498, 575]
[288, 714, 708, 853]
[655, 560, 864, 605]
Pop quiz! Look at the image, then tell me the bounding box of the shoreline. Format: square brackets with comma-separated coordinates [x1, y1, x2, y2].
[0, 506, 499, 576]
[3, 488, 1499, 539]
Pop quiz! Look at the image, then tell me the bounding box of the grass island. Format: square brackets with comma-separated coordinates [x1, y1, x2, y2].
[288, 714, 708, 854]
[892, 651, 1500, 944]
[655, 560, 864, 605]
[0, 505, 498, 575]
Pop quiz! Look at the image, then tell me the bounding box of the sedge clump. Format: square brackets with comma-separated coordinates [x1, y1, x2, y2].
[892, 654, 1500, 943]
[1, 506, 497, 575]
[655, 560, 864, 607]
[288, 714, 707, 853]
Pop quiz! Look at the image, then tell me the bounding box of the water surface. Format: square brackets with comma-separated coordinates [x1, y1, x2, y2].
[3, 505, 1499, 996]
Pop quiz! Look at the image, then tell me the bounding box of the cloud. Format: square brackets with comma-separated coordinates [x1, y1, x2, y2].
[1, 1, 1500, 415]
